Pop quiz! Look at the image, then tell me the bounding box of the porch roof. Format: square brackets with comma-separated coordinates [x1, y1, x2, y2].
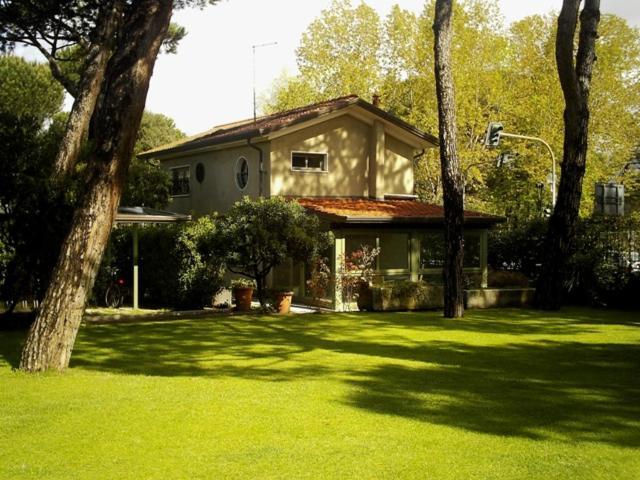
[295, 197, 503, 226]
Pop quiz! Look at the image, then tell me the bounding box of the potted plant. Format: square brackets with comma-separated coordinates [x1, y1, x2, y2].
[338, 245, 380, 311]
[273, 290, 294, 314]
[231, 278, 255, 311]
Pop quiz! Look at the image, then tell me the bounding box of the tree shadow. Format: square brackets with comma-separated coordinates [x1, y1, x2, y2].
[343, 340, 640, 447]
[2, 309, 639, 447]
[0, 329, 25, 369]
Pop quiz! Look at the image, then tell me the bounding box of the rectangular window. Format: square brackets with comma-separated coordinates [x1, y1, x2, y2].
[463, 233, 481, 268]
[170, 166, 190, 196]
[345, 235, 377, 257]
[291, 152, 328, 172]
[379, 233, 409, 270]
[420, 232, 445, 269]
[419, 231, 482, 269]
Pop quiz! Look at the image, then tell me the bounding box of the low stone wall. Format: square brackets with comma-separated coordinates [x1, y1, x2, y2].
[464, 288, 536, 309]
[371, 284, 445, 311]
[368, 284, 535, 311]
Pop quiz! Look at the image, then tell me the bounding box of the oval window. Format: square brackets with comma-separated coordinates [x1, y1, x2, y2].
[195, 163, 205, 183]
[235, 157, 249, 190]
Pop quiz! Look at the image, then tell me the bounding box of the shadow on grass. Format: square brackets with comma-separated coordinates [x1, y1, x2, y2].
[0, 330, 25, 369]
[1, 309, 639, 447]
[343, 340, 640, 447]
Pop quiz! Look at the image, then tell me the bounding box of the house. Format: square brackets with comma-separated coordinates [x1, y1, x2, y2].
[139, 95, 501, 310]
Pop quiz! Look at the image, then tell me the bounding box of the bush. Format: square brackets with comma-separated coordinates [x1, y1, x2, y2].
[488, 214, 640, 308]
[215, 196, 332, 307]
[371, 280, 444, 311]
[488, 270, 530, 288]
[93, 216, 224, 309]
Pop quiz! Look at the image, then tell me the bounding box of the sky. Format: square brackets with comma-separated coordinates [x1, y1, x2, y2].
[18, 0, 640, 135]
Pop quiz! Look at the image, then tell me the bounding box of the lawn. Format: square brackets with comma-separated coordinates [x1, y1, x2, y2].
[1, 308, 639, 479]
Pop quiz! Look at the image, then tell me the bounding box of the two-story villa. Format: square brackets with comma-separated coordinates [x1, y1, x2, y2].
[140, 95, 500, 310]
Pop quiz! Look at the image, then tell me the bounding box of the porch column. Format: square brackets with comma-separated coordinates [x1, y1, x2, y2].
[409, 233, 420, 282]
[368, 120, 385, 199]
[133, 225, 139, 309]
[332, 234, 345, 311]
[480, 229, 488, 288]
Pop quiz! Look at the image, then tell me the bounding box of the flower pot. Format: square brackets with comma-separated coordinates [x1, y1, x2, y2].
[273, 291, 294, 314]
[233, 287, 254, 311]
[357, 281, 373, 311]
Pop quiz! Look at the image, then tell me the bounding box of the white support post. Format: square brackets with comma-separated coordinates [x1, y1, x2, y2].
[333, 235, 345, 311]
[133, 226, 139, 310]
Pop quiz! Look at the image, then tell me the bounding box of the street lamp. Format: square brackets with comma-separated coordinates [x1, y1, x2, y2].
[484, 122, 557, 207]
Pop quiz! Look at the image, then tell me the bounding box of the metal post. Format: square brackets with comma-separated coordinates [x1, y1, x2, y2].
[252, 42, 277, 123]
[133, 225, 139, 310]
[499, 132, 557, 207]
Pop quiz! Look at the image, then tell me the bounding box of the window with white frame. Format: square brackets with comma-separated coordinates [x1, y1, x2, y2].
[170, 166, 190, 196]
[291, 152, 328, 172]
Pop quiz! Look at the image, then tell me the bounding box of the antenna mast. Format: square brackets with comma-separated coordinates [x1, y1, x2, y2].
[252, 41, 277, 122]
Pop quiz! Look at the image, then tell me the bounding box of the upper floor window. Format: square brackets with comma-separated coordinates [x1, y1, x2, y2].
[291, 152, 328, 172]
[235, 156, 249, 190]
[170, 166, 190, 196]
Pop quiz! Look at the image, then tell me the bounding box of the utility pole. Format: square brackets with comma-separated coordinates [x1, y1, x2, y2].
[252, 41, 277, 122]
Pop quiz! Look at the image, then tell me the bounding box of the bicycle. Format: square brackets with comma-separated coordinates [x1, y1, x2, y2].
[104, 277, 129, 308]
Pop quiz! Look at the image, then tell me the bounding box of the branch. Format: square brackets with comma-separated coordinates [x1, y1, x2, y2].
[25, 32, 78, 97]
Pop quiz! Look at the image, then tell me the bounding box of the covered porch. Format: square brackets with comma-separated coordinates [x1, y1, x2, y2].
[272, 197, 502, 311]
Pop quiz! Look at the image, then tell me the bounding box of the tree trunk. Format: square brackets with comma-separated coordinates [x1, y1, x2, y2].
[53, 0, 125, 177]
[20, 0, 173, 372]
[535, 0, 600, 309]
[433, 0, 464, 318]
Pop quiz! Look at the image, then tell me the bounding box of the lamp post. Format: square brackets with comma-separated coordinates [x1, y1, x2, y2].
[485, 122, 557, 207]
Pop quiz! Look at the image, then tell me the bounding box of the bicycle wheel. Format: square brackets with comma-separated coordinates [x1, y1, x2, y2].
[105, 285, 123, 308]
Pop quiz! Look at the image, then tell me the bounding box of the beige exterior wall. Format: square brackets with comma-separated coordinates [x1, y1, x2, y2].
[161, 143, 268, 216]
[384, 134, 414, 195]
[158, 113, 418, 214]
[270, 114, 371, 197]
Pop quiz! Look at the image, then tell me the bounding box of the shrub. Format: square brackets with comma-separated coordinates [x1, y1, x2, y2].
[214, 197, 332, 307]
[488, 214, 640, 308]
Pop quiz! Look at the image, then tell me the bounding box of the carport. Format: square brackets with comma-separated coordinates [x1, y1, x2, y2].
[114, 206, 191, 309]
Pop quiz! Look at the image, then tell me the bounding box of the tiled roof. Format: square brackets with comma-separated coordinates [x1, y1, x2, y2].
[295, 197, 502, 225]
[139, 95, 437, 158]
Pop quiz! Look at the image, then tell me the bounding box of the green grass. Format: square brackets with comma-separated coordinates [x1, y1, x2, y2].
[1, 308, 639, 479]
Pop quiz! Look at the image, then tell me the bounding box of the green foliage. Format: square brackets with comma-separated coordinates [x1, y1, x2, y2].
[263, 0, 382, 112]
[93, 217, 224, 309]
[215, 197, 332, 306]
[122, 111, 185, 208]
[0, 55, 64, 123]
[0, 56, 71, 306]
[230, 278, 256, 289]
[133, 111, 186, 155]
[489, 215, 640, 307]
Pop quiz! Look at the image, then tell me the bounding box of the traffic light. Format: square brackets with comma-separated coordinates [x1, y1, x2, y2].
[484, 122, 503, 147]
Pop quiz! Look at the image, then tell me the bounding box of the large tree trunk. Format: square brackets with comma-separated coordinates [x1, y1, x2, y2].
[535, 0, 600, 309]
[433, 0, 464, 318]
[20, 0, 173, 372]
[53, 0, 125, 177]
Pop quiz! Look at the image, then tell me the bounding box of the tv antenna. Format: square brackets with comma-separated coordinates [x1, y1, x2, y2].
[252, 41, 277, 122]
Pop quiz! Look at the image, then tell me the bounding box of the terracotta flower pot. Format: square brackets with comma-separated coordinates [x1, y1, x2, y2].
[233, 287, 254, 311]
[273, 291, 294, 314]
[357, 281, 373, 311]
